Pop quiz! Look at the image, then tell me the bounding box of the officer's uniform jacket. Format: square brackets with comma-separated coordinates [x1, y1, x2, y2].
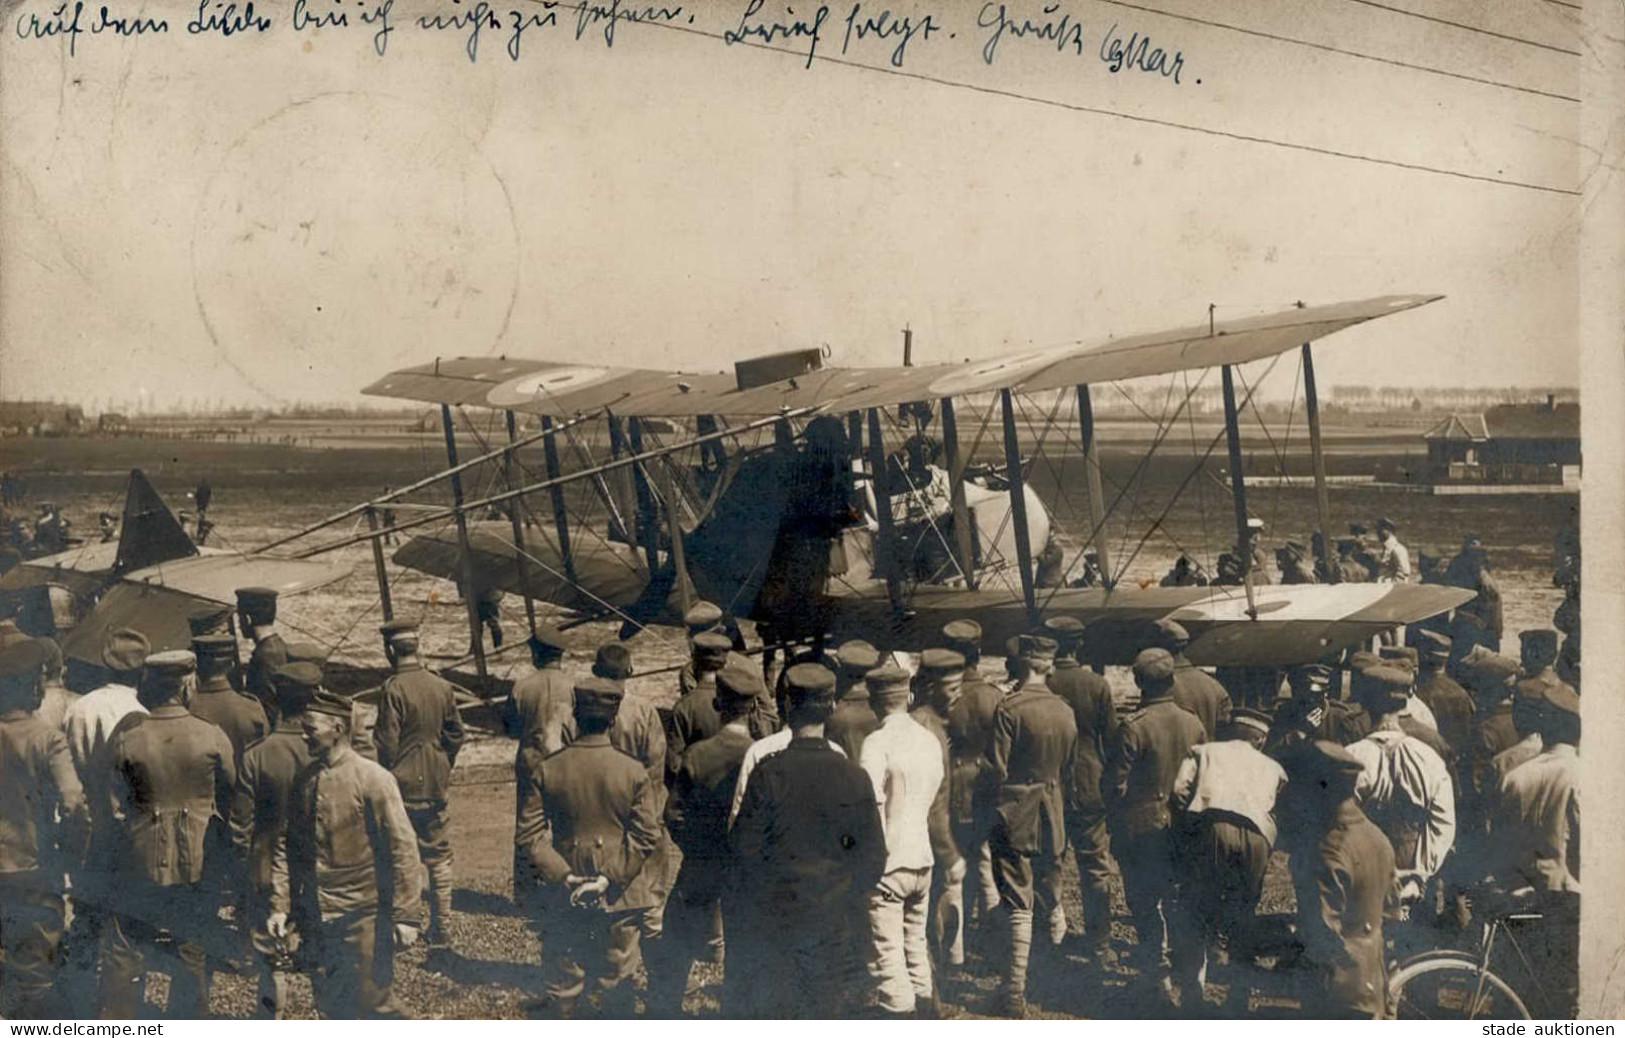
[275, 749, 422, 925]
[191, 677, 268, 761]
[989, 681, 1077, 855]
[1291, 799, 1395, 1017]
[507, 664, 574, 757]
[666, 677, 723, 783]
[517, 733, 661, 912]
[826, 690, 881, 762]
[229, 720, 312, 900]
[1170, 657, 1232, 740]
[0, 708, 87, 884]
[1047, 662, 1118, 816]
[665, 724, 753, 903]
[1104, 696, 1205, 838]
[244, 633, 290, 713]
[1415, 669, 1475, 758]
[1495, 743, 1579, 893]
[108, 704, 236, 889]
[374, 661, 466, 807]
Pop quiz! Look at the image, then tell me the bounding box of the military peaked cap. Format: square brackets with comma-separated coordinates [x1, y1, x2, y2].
[102, 628, 150, 673]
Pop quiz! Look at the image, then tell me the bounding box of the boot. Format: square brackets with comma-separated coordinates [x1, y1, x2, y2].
[427, 869, 454, 947]
[256, 968, 290, 1020]
[996, 907, 1033, 1018]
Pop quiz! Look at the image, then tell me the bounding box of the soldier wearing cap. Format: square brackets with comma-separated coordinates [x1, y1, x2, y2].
[1278, 741, 1394, 1019]
[1357, 650, 1449, 764]
[826, 639, 882, 761]
[58, 628, 149, 1006]
[517, 677, 660, 1018]
[1042, 617, 1118, 964]
[101, 650, 236, 1019]
[986, 633, 1076, 1016]
[1105, 648, 1206, 1010]
[1487, 679, 1548, 808]
[647, 650, 758, 1016]
[190, 632, 267, 762]
[1333, 538, 1371, 584]
[910, 648, 974, 978]
[1266, 663, 1369, 758]
[1376, 517, 1411, 583]
[229, 661, 320, 1018]
[1152, 619, 1232, 740]
[729, 652, 847, 825]
[372, 619, 465, 947]
[675, 601, 726, 696]
[1412, 630, 1474, 759]
[509, 623, 575, 909]
[667, 631, 733, 786]
[1170, 707, 1286, 1013]
[1344, 663, 1456, 922]
[1278, 541, 1319, 585]
[730, 663, 885, 1018]
[280, 686, 422, 1018]
[238, 587, 289, 721]
[1493, 683, 1580, 1015]
[859, 662, 946, 1018]
[940, 620, 1003, 932]
[1516, 628, 1573, 702]
[0, 635, 88, 1018]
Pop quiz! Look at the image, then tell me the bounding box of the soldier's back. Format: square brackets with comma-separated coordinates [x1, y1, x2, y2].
[825, 694, 880, 761]
[509, 665, 574, 756]
[1171, 664, 1230, 738]
[191, 686, 267, 759]
[1000, 685, 1076, 783]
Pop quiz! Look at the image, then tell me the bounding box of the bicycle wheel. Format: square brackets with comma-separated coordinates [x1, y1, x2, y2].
[1388, 957, 1531, 1020]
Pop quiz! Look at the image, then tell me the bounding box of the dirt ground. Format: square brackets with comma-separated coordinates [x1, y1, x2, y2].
[0, 434, 1574, 1018]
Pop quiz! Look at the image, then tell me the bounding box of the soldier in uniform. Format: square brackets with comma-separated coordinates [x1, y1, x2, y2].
[100, 651, 236, 1019]
[666, 631, 732, 785]
[237, 587, 289, 722]
[1153, 620, 1232, 739]
[1045, 617, 1118, 964]
[229, 662, 318, 1018]
[646, 659, 756, 1017]
[1279, 741, 1395, 1019]
[58, 628, 149, 1008]
[1266, 664, 1370, 757]
[1515, 629, 1572, 701]
[0, 635, 87, 1018]
[909, 649, 970, 979]
[859, 662, 946, 1018]
[1411, 630, 1474, 760]
[277, 687, 422, 1018]
[190, 632, 267, 762]
[986, 634, 1077, 1016]
[1105, 648, 1206, 1011]
[730, 663, 885, 1018]
[372, 620, 465, 947]
[675, 601, 725, 695]
[942, 619, 1002, 928]
[507, 625, 573, 757]
[1375, 518, 1411, 583]
[1170, 708, 1286, 1015]
[1334, 539, 1371, 584]
[825, 639, 882, 760]
[516, 677, 660, 1019]
[1492, 683, 1579, 1015]
[1344, 664, 1456, 930]
[1278, 541, 1319, 584]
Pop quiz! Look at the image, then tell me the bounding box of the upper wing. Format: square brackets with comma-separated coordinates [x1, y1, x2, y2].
[361, 294, 1440, 418]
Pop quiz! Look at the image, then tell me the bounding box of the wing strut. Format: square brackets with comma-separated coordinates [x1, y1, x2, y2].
[504, 410, 539, 638]
[365, 506, 394, 621]
[627, 418, 661, 575]
[1075, 384, 1114, 589]
[440, 403, 490, 687]
[1220, 367, 1259, 621]
[1301, 344, 1334, 583]
[539, 416, 577, 586]
[1000, 389, 1039, 623]
[865, 408, 906, 617]
[939, 398, 978, 589]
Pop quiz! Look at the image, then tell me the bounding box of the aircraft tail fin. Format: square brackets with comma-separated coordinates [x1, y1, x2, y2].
[114, 469, 199, 573]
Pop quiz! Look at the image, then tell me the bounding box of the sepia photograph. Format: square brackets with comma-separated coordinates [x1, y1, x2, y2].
[0, 0, 1617, 1022]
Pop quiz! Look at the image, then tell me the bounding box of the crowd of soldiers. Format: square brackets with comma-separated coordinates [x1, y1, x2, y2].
[0, 523, 1583, 1019]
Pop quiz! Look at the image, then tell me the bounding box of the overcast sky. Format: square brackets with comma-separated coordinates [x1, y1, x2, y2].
[0, 0, 1581, 408]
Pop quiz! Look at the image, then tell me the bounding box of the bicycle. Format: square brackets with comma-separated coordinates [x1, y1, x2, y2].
[1386, 887, 1571, 1020]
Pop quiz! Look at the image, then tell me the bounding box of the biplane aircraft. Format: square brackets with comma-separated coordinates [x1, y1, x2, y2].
[238, 292, 1477, 689]
[7, 294, 1475, 699]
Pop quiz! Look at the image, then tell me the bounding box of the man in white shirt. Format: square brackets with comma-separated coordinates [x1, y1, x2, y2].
[1377, 517, 1412, 583]
[858, 663, 945, 1018]
[58, 627, 150, 1007]
[1345, 664, 1456, 926]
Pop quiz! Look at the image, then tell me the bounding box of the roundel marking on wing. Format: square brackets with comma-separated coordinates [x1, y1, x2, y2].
[487, 366, 623, 406]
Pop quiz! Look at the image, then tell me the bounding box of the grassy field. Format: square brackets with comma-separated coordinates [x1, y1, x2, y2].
[0, 432, 1574, 1018]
